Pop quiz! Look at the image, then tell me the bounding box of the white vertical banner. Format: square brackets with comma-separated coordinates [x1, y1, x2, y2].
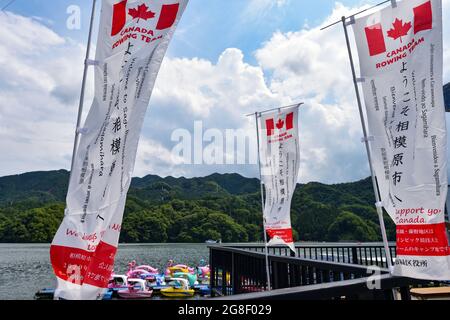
[50, 0, 189, 300]
[352, 0, 450, 280]
[258, 106, 300, 252]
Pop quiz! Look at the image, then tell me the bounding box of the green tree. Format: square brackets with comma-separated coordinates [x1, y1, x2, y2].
[327, 211, 379, 242]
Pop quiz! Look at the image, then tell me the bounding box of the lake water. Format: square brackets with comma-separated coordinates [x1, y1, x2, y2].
[0, 243, 209, 300]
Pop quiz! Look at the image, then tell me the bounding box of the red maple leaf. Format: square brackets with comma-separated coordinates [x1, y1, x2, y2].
[387, 18, 411, 43]
[276, 119, 284, 130]
[128, 4, 156, 23]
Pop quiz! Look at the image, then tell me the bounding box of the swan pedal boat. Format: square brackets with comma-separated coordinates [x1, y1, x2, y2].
[160, 278, 195, 298]
[117, 279, 153, 299]
[173, 272, 198, 287]
[166, 265, 193, 276]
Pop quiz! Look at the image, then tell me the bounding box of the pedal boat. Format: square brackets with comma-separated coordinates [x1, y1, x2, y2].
[160, 278, 195, 298]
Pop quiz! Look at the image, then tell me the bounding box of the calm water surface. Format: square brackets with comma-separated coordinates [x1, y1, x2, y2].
[0, 243, 209, 300]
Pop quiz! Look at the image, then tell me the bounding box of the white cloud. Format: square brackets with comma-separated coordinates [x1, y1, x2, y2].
[152, 48, 280, 120]
[0, 11, 89, 175]
[137, 48, 284, 178]
[253, 2, 371, 182]
[134, 137, 188, 178]
[239, 0, 290, 25]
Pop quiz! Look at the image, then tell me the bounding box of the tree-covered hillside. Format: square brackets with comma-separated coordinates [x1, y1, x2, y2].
[0, 170, 395, 243]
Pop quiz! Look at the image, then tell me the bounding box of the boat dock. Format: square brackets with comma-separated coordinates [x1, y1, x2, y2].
[208, 243, 447, 300]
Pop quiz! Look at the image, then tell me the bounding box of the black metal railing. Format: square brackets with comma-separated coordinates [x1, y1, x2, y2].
[225, 242, 397, 268]
[209, 243, 431, 300]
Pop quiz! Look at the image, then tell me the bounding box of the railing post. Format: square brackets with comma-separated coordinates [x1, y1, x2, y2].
[231, 252, 235, 295]
[352, 247, 359, 265]
[399, 286, 411, 300]
[390, 246, 396, 266]
[272, 260, 278, 290]
[316, 269, 323, 284]
[222, 266, 226, 296]
[323, 269, 331, 283]
[231, 252, 240, 295]
[291, 263, 301, 287]
[277, 262, 289, 288]
[301, 265, 306, 286]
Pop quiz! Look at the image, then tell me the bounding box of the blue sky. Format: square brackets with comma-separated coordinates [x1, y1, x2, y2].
[4, 0, 374, 62]
[0, 0, 449, 183]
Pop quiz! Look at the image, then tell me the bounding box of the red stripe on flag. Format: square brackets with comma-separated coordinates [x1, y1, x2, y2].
[396, 223, 449, 257]
[285, 112, 294, 130]
[111, 0, 128, 36]
[365, 23, 386, 56]
[266, 228, 294, 244]
[156, 3, 180, 30]
[414, 1, 433, 34]
[266, 119, 275, 136]
[50, 242, 117, 288]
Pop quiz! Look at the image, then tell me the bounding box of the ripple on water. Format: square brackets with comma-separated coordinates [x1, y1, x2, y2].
[0, 243, 209, 300]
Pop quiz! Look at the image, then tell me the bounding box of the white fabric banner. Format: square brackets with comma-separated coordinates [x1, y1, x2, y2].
[258, 106, 300, 252]
[353, 0, 449, 280]
[50, 0, 189, 299]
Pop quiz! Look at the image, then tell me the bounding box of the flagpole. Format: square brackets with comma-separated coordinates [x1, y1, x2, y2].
[321, 0, 391, 31]
[245, 103, 304, 118]
[341, 17, 395, 276]
[69, 0, 97, 181]
[254, 112, 272, 291]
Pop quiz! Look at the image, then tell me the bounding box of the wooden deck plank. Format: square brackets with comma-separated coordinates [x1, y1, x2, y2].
[410, 287, 450, 298]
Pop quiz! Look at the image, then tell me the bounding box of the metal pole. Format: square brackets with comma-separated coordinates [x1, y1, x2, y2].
[69, 0, 97, 180]
[341, 17, 395, 274]
[1, 0, 17, 12]
[245, 103, 304, 118]
[255, 112, 272, 291]
[321, 0, 390, 31]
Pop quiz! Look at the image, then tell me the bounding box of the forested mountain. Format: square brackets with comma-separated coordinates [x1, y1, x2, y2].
[0, 170, 395, 243]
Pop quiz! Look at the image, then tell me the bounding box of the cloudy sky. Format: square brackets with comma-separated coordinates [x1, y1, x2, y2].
[0, 0, 449, 184]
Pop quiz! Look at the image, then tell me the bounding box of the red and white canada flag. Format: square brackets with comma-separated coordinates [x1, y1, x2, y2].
[50, 0, 189, 300]
[352, 0, 449, 280]
[258, 106, 300, 252]
[111, 0, 181, 36]
[364, 1, 433, 56]
[265, 112, 294, 136]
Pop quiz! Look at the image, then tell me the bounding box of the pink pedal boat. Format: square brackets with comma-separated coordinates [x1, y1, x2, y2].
[117, 279, 153, 299]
